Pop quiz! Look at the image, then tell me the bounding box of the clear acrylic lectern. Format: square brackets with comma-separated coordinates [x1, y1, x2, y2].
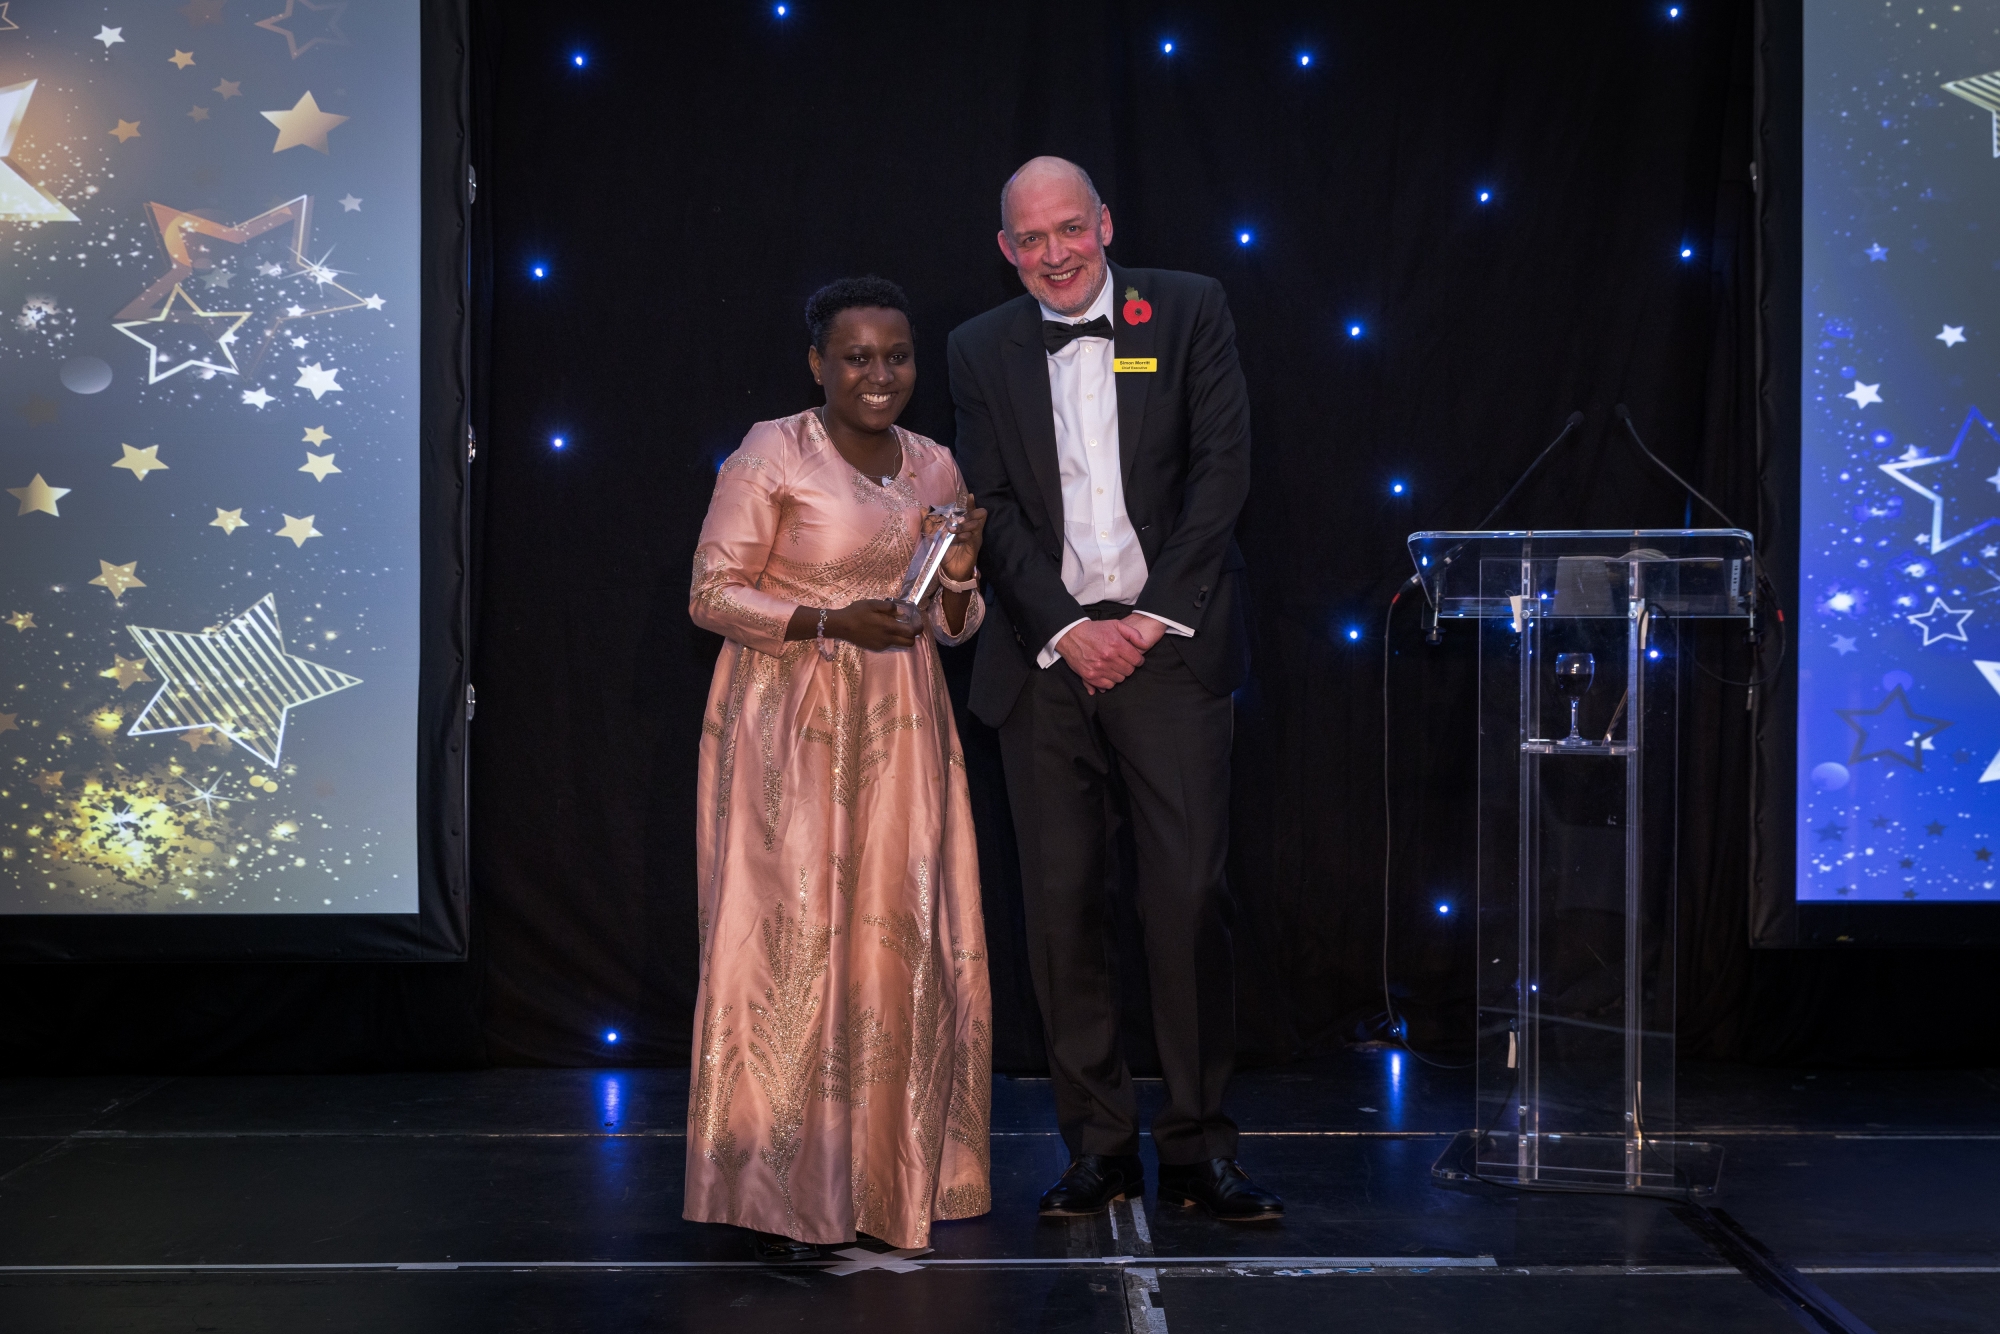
[1411, 529, 1755, 1199]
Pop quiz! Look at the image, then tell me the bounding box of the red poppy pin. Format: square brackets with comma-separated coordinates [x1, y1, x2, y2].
[1122, 286, 1152, 325]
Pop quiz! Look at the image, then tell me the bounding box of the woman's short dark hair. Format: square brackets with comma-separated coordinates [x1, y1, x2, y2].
[804, 275, 914, 351]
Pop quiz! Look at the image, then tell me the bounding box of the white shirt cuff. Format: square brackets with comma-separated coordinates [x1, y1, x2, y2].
[1037, 618, 1091, 669]
[1132, 610, 1195, 638]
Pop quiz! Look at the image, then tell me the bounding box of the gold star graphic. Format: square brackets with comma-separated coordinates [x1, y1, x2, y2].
[113, 444, 170, 480]
[32, 770, 62, 791]
[0, 713, 16, 735]
[109, 119, 141, 143]
[299, 452, 340, 482]
[6, 611, 33, 631]
[8, 473, 68, 516]
[302, 425, 330, 445]
[180, 0, 225, 26]
[117, 197, 304, 321]
[16, 394, 56, 424]
[0, 80, 81, 222]
[102, 655, 154, 691]
[128, 594, 361, 766]
[256, 0, 347, 59]
[170, 50, 196, 69]
[275, 514, 321, 547]
[211, 507, 246, 534]
[112, 284, 251, 383]
[0, 6, 16, 34]
[260, 91, 346, 154]
[188, 105, 209, 122]
[214, 78, 241, 99]
[90, 560, 145, 602]
[180, 726, 220, 751]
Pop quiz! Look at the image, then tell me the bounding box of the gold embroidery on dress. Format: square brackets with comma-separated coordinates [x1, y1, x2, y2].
[694, 996, 751, 1223]
[820, 984, 900, 1108]
[937, 1016, 992, 1219]
[748, 875, 834, 1227]
[802, 646, 923, 810]
[763, 511, 917, 606]
[692, 546, 785, 637]
[829, 851, 860, 926]
[851, 1163, 891, 1241]
[866, 859, 950, 1208]
[707, 645, 755, 828]
[719, 453, 768, 475]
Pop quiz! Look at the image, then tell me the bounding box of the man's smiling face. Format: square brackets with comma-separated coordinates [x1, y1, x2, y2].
[998, 159, 1114, 318]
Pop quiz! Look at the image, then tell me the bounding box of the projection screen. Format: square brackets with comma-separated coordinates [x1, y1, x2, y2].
[0, 0, 468, 958]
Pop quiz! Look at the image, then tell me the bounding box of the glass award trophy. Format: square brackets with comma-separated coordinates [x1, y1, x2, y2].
[1408, 529, 1755, 1199]
[894, 504, 966, 627]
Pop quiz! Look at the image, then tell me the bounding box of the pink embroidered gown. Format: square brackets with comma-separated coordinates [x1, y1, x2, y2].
[684, 410, 992, 1248]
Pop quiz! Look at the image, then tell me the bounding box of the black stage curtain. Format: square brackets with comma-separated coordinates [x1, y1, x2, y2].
[3, 0, 1993, 1075]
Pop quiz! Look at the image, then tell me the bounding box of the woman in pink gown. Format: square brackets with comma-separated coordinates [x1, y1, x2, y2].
[684, 277, 992, 1259]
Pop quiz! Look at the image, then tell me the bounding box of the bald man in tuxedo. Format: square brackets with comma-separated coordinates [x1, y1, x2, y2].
[949, 157, 1280, 1222]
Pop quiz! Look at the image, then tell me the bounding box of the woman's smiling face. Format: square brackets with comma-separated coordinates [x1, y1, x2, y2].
[809, 306, 914, 435]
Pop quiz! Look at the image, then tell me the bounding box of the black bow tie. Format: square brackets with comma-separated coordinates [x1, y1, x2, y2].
[1041, 315, 1113, 354]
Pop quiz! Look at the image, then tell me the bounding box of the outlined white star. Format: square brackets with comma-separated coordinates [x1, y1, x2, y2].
[1977, 661, 2000, 782]
[1879, 407, 2000, 555]
[1908, 597, 1974, 646]
[1845, 381, 1883, 408]
[111, 284, 251, 383]
[1939, 325, 1967, 347]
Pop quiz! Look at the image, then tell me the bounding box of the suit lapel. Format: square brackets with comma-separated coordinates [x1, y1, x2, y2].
[1002, 301, 1065, 539]
[1110, 264, 1153, 498]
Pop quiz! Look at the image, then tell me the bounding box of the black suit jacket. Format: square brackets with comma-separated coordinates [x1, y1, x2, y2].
[948, 264, 1253, 728]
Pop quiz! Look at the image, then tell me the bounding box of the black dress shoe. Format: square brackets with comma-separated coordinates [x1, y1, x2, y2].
[1038, 1153, 1144, 1217]
[1157, 1158, 1284, 1222]
[748, 1229, 822, 1262]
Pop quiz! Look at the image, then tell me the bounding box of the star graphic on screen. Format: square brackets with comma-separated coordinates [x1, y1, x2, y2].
[101, 655, 153, 691]
[294, 362, 341, 398]
[1939, 325, 1967, 347]
[109, 119, 140, 143]
[214, 79, 240, 99]
[242, 387, 273, 407]
[362, 293, 385, 310]
[89, 560, 145, 602]
[210, 508, 246, 534]
[200, 268, 233, 290]
[6, 612, 33, 631]
[1835, 685, 1951, 770]
[119, 197, 309, 321]
[1907, 597, 1973, 646]
[31, 770, 60, 790]
[256, 0, 349, 58]
[8, 474, 68, 516]
[1980, 847, 1994, 862]
[260, 91, 347, 154]
[299, 452, 340, 481]
[1878, 407, 2000, 555]
[188, 106, 209, 122]
[338, 193, 361, 211]
[0, 80, 82, 223]
[302, 425, 329, 445]
[1901, 857, 1914, 868]
[0, 713, 16, 734]
[126, 594, 361, 767]
[1870, 816, 1892, 828]
[170, 50, 196, 69]
[1833, 634, 1857, 654]
[0, 6, 16, 33]
[179, 726, 220, 751]
[1844, 380, 1882, 408]
[175, 775, 226, 819]
[1866, 242, 1887, 261]
[95, 26, 124, 47]
[1815, 821, 1846, 841]
[112, 444, 169, 480]
[113, 285, 250, 383]
[1927, 820, 1947, 835]
[275, 514, 321, 547]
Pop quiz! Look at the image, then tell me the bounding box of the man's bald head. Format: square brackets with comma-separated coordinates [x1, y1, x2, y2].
[999, 156, 1102, 230]
[995, 156, 1115, 317]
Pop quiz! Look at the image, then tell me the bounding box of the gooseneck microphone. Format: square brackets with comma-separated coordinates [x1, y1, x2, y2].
[1473, 409, 1588, 531]
[1613, 404, 1740, 530]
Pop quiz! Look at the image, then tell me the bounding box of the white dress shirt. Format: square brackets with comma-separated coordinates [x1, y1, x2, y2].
[1035, 275, 1194, 668]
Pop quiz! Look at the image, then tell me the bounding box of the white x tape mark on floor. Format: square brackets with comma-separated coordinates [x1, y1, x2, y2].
[823, 1246, 931, 1276]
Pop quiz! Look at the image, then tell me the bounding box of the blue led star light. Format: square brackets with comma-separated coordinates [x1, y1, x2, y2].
[1346, 627, 1361, 641]
[776, 3, 789, 14]
[603, 1029, 619, 1044]
[551, 435, 567, 450]
[1436, 901, 1452, 915]
[1162, 40, 1174, 54]
[1390, 480, 1406, 495]
[1348, 323, 1364, 338]
[1478, 189, 1492, 203]
[531, 263, 547, 279]
[1237, 230, 1253, 245]
[1679, 245, 1695, 260]
[1298, 52, 1313, 67]
[1668, 5, 1682, 16]
[571, 52, 585, 67]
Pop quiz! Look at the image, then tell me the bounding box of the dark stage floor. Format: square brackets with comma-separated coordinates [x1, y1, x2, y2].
[1, 1049, 1996, 1332]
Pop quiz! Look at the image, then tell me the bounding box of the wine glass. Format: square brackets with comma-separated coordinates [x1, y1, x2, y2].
[1553, 653, 1595, 747]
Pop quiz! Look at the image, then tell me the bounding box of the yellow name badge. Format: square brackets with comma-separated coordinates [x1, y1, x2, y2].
[1113, 357, 1158, 373]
